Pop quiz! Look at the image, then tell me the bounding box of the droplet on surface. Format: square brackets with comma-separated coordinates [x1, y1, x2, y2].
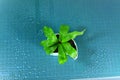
[42, 70, 45, 72]
[24, 76, 27, 79]
[37, 29, 43, 36]
[36, 76, 39, 78]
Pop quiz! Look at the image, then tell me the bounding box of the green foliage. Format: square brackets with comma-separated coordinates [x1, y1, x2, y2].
[40, 25, 86, 64]
[58, 44, 68, 64]
[62, 42, 78, 59]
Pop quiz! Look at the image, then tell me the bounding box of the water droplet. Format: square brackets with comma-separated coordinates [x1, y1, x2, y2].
[29, 72, 32, 74]
[18, 74, 20, 77]
[27, 54, 30, 57]
[28, 66, 31, 68]
[95, 60, 99, 63]
[33, 68, 37, 71]
[42, 71, 45, 72]
[15, 57, 18, 60]
[16, 66, 19, 69]
[23, 61, 27, 64]
[16, 38, 20, 41]
[14, 77, 18, 80]
[36, 76, 39, 78]
[24, 76, 27, 79]
[4, 40, 8, 43]
[37, 29, 43, 36]
[22, 65, 25, 68]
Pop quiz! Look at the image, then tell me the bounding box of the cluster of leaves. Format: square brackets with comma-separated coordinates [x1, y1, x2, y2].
[40, 25, 86, 64]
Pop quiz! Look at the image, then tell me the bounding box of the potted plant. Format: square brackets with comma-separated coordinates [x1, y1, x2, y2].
[40, 25, 86, 64]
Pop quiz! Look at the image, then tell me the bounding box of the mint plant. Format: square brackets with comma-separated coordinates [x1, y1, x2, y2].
[40, 25, 86, 64]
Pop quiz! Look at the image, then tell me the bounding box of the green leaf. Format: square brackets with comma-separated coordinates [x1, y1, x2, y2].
[40, 40, 58, 54]
[59, 25, 69, 41]
[62, 42, 78, 59]
[40, 40, 50, 47]
[59, 24, 69, 34]
[40, 40, 57, 48]
[61, 29, 86, 42]
[43, 26, 57, 41]
[41, 26, 59, 54]
[58, 44, 68, 64]
[44, 44, 58, 55]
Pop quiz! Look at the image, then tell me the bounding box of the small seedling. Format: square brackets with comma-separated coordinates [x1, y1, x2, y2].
[40, 25, 86, 64]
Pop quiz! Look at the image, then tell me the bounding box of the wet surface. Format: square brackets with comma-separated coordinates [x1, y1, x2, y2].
[0, 0, 120, 79]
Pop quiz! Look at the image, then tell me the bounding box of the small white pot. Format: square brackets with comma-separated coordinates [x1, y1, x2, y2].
[50, 34, 78, 60]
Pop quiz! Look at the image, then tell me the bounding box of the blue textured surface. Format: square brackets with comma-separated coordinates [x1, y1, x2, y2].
[0, 0, 120, 80]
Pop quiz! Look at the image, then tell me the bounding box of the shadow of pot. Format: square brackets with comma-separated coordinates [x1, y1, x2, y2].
[50, 33, 78, 60]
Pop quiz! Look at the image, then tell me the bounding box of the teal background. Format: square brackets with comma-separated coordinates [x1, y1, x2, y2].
[0, 0, 120, 80]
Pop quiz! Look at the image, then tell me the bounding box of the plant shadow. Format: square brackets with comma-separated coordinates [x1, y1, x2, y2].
[75, 27, 107, 66]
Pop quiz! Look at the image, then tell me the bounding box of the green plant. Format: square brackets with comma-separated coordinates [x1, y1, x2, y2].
[40, 25, 86, 64]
